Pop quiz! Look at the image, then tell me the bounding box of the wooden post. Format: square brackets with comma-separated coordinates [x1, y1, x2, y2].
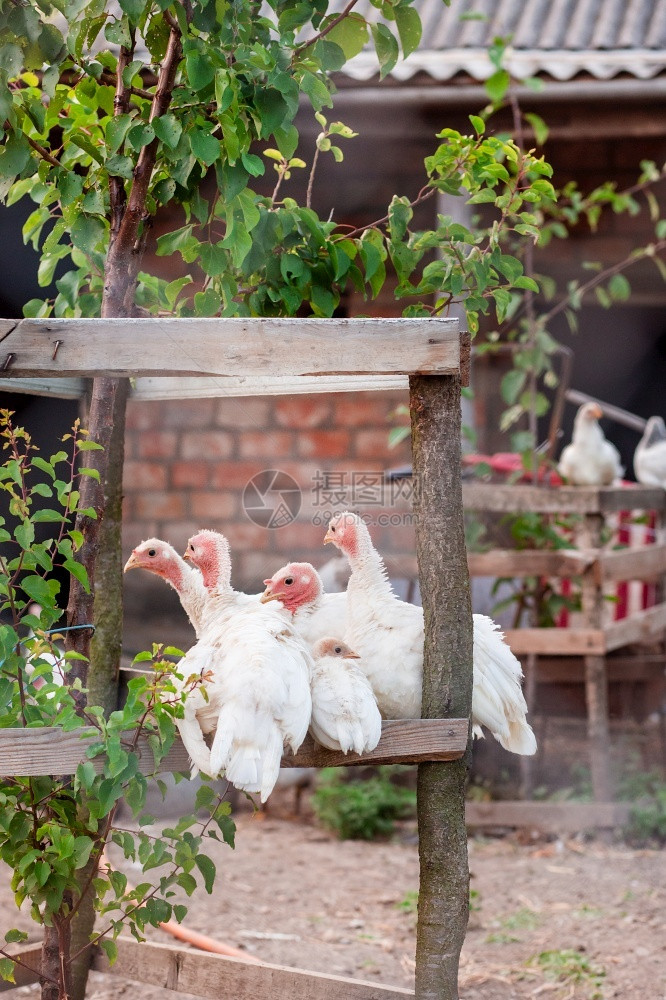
[579, 514, 613, 802]
[409, 373, 473, 1000]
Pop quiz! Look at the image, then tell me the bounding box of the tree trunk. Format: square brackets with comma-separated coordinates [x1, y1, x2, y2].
[409, 373, 473, 1000]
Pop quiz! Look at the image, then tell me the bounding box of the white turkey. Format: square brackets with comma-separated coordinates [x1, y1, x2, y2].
[124, 538, 209, 635]
[324, 511, 536, 755]
[261, 561, 348, 646]
[183, 530, 312, 801]
[634, 415, 666, 487]
[557, 401, 623, 486]
[308, 637, 381, 755]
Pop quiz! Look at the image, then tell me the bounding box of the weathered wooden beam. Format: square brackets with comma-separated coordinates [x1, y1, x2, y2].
[465, 801, 631, 831]
[603, 601, 666, 651]
[0, 377, 87, 398]
[131, 375, 411, 398]
[503, 627, 606, 656]
[94, 938, 414, 999]
[410, 371, 472, 1000]
[468, 548, 594, 578]
[0, 317, 459, 379]
[463, 483, 666, 514]
[0, 718, 468, 777]
[598, 543, 666, 582]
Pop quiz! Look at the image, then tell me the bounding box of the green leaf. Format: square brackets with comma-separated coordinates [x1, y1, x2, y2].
[21, 575, 56, 606]
[99, 939, 117, 965]
[153, 114, 182, 150]
[64, 559, 90, 593]
[325, 13, 368, 60]
[127, 123, 155, 152]
[0, 133, 31, 179]
[193, 289, 221, 316]
[186, 50, 216, 91]
[71, 215, 106, 255]
[524, 112, 549, 146]
[4, 929, 28, 945]
[119, 0, 146, 22]
[15, 521, 35, 549]
[105, 154, 134, 180]
[76, 440, 104, 451]
[189, 130, 220, 166]
[501, 369, 527, 405]
[241, 152, 264, 177]
[0, 958, 14, 984]
[469, 115, 485, 136]
[485, 68, 510, 104]
[370, 24, 399, 80]
[608, 273, 631, 301]
[395, 5, 422, 58]
[156, 225, 194, 257]
[256, 87, 292, 134]
[194, 853, 216, 893]
[106, 114, 134, 155]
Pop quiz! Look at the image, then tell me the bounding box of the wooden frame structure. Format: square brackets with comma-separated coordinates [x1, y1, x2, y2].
[465, 482, 666, 803]
[0, 316, 473, 1000]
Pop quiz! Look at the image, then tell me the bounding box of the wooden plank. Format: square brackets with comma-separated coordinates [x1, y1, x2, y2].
[468, 548, 594, 578]
[525, 654, 665, 684]
[0, 946, 41, 992]
[131, 375, 411, 398]
[604, 601, 666, 651]
[504, 628, 606, 655]
[0, 718, 468, 777]
[0, 317, 459, 379]
[465, 801, 630, 832]
[599, 543, 666, 582]
[91, 937, 415, 999]
[0, 377, 87, 399]
[463, 483, 666, 514]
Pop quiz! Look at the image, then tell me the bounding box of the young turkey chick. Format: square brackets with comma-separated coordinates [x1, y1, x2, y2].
[184, 530, 312, 802]
[308, 637, 381, 755]
[324, 512, 536, 755]
[558, 402, 623, 486]
[261, 561, 348, 646]
[634, 415, 666, 487]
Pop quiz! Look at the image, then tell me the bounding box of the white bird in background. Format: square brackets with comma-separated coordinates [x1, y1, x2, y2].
[261, 561, 348, 646]
[22, 604, 65, 689]
[308, 637, 382, 755]
[324, 511, 537, 755]
[183, 530, 312, 802]
[124, 538, 209, 635]
[557, 401, 623, 486]
[634, 415, 666, 488]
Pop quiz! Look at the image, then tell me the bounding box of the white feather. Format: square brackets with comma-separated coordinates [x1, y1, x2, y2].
[309, 643, 382, 755]
[634, 416, 666, 487]
[558, 403, 623, 486]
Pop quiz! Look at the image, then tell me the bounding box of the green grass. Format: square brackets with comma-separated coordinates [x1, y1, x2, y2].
[531, 948, 605, 999]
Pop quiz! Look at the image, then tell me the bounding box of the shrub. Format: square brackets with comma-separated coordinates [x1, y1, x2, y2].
[312, 767, 416, 840]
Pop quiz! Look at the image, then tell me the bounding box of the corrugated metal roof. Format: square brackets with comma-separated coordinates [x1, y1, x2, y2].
[333, 0, 666, 81]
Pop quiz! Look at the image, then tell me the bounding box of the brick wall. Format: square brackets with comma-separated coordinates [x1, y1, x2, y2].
[122, 389, 418, 628]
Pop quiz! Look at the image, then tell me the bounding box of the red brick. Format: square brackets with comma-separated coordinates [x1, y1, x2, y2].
[234, 551, 279, 591]
[216, 397, 271, 430]
[354, 428, 400, 460]
[137, 431, 178, 459]
[134, 492, 186, 520]
[190, 491, 237, 520]
[159, 521, 202, 551]
[239, 431, 294, 460]
[171, 460, 210, 489]
[333, 393, 405, 427]
[125, 401, 165, 432]
[211, 461, 269, 489]
[181, 431, 234, 460]
[223, 520, 272, 550]
[123, 521, 158, 554]
[297, 430, 351, 460]
[162, 398, 216, 429]
[123, 461, 167, 491]
[270, 519, 330, 553]
[275, 396, 332, 429]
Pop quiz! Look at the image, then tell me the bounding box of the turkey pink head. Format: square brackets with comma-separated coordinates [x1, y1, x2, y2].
[184, 529, 232, 592]
[261, 562, 323, 613]
[124, 538, 186, 592]
[312, 637, 360, 660]
[323, 511, 370, 563]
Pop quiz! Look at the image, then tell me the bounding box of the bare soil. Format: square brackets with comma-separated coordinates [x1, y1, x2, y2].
[2, 793, 664, 1000]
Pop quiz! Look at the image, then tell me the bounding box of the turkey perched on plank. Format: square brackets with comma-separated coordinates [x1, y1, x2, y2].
[183, 530, 312, 801]
[634, 415, 666, 487]
[124, 538, 209, 635]
[324, 512, 536, 755]
[557, 401, 623, 486]
[261, 561, 348, 646]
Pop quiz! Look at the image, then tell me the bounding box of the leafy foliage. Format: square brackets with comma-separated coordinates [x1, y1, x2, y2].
[0, 412, 233, 983]
[312, 766, 416, 840]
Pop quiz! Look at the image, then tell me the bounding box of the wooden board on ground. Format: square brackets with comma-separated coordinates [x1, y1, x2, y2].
[94, 937, 415, 999]
[0, 718, 468, 777]
[0, 317, 459, 379]
[465, 801, 631, 832]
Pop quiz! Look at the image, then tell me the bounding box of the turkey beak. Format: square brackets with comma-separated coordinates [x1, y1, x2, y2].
[589, 403, 603, 420]
[323, 529, 334, 545]
[183, 550, 193, 562]
[123, 552, 139, 573]
[260, 589, 282, 604]
[346, 651, 361, 659]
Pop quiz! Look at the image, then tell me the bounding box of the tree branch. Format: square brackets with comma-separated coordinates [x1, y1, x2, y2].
[293, 0, 360, 57]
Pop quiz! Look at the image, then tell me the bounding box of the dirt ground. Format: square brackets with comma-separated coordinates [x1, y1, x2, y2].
[2, 793, 665, 1000]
